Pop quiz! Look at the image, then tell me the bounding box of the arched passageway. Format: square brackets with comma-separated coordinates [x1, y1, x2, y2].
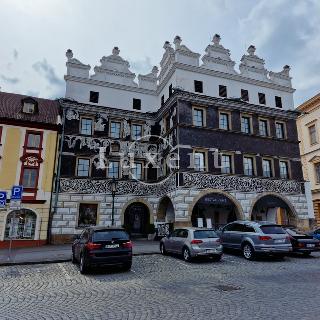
[124, 202, 150, 236]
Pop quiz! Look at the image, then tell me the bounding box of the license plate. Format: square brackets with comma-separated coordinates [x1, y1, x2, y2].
[105, 244, 119, 249]
[274, 239, 285, 243]
[307, 244, 315, 248]
[206, 249, 216, 253]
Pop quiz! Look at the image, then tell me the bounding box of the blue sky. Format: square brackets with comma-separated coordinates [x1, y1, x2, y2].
[0, 0, 319, 106]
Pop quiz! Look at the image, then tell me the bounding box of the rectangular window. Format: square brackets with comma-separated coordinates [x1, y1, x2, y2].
[275, 96, 282, 108]
[26, 132, 41, 148]
[161, 95, 164, 106]
[262, 159, 273, 177]
[275, 122, 285, 139]
[77, 158, 90, 177]
[219, 113, 230, 130]
[80, 118, 93, 136]
[133, 98, 141, 110]
[132, 163, 143, 180]
[22, 168, 38, 188]
[89, 91, 99, 103]
[221, 154, 232, 174]
[241, 89, 249, 102]
[110, 121, 121, 139]
[131, 124, 142, 140]
[194, 152, 206, 171]
[241, 116, 251, 134]
[315, 163, 320, 183]
[108, 161, 119, 178]
[258, 92, 266, 105]
[194, 80, 203, 93]
[219, 85, 227, 97]
[309, 124, 317, 145]
[279, 161, 289, 179]
[259, 119, 268, 136]
[193, 108, 204, 127]
[244, 157, 254, 176]
[169, 84, 173, 97]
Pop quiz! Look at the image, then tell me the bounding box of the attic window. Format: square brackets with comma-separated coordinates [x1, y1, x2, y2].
[21, 98, 38, 114]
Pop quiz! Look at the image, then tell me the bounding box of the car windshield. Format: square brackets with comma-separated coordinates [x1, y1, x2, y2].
[286, 228, 306, 236]
[260, 225, 286, 234]
[194, 230, 218, 239]
[93, 230, 129, 241]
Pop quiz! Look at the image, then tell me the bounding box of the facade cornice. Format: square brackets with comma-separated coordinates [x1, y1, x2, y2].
[0, 117, 60, 131]
[297, 93, 320, 112]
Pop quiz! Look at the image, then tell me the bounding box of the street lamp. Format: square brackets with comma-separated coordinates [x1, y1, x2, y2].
[111, 177, 117, 226]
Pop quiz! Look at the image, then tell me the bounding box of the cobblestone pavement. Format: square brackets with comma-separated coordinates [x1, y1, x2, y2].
[0, 252, 319, 320]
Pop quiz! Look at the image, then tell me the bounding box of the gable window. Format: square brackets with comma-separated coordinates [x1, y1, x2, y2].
[275, 96, 282, 108]
[108, 161, 119, 178]
[259, 119, 269, 136]
[161, 95, 164, 106]
[80, 118, 93, 136]
[275, 122, 285, 139]
[194, 80, 203, 93]
[23, 102, 36, 114]
[194, 151, 206, 171]
[244, 156, 255, 176]
[219, 85, 227, 98]
[77, 158, 90, 177]
[193, 108, 205, 127]
[315, 163, 320, 183]
[133, 98, 141, 110]
[26, 132, 41, 148]
[131, 124, 142, 140]
[221, 154, 232, 174]
[241, 89, 249, 102]
[279, 161, 289, 179]
[219, 112, 230, 130]
[309, 124, 317, 145]
[22, 168, 38, 188]
[110, 121, 121, 139]
[241, 116, 251, 134]
[262, 159, 273, 177]
[258, 92, 266, 105]
[169, 84, 173, 97]
[132, 162, 143, 180]
[89, 91, 99, 103]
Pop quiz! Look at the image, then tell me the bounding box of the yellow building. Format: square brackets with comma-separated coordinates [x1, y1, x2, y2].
[0, 92, 59, 248]
[297, 93, 320, 227]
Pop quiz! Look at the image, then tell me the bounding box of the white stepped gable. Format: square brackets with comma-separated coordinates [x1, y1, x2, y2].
[91, 47, 138, 87]
[201, 34, 236, 74]
[269, 65, 292, 88]
[158, 41, 175, 84]
[138, 66, 158, 90]
[65, 49, 90, 78]
[173, 35, 200, 67]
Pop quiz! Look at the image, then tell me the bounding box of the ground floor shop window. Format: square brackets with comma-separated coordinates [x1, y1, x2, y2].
[78, 203, 98, 227]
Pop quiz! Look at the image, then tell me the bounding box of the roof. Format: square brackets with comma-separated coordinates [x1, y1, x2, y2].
[0, 91, 60, 126]
[296, 93, 320, 112]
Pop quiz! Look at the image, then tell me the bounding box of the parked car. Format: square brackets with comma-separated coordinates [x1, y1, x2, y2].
[219, 221, 292, 260]
[284, 227, 320, 256]
[160, 228, 223, 262]
[72, 227, 133, 274]
[307, 228, 320, 240]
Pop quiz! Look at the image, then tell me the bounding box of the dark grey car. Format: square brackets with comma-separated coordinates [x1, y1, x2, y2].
[219, 221, 292, 260]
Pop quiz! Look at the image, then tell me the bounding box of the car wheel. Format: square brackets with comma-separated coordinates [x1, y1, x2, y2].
[242, 243, 255, 261]
[79, 254, 89, 274]
[160, 243, 167, 255]
[212, 254, 222, 262]
[183, 247, 191, 262]
[122, 261, 132, 271]
[71, 250, 77, 264]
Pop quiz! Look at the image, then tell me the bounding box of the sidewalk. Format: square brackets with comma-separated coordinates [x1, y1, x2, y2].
[0, 240, 160, 266]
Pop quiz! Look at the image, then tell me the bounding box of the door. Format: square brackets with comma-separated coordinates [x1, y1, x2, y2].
[165, 229, 180, 252]
[174, 229, 188, 253]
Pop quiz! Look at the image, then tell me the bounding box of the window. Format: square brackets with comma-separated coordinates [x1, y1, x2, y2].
[194, 80, 203, 93]
[275, 122, 285, 139]
[315, 163, 320, 183]
[219, 112, 230, 130]
[194, 152, 206, 171]
[219, 85, 227, 97]
[110, 121, 121, 138]
[77, 158, 90, 177]
[309, 124, 317, 145]
[262, 159, 273, 177]
[89, 91, 99, 103]
[80, 118, 93, 136]
[221, 154, 232, 174]
[258, 92, 266, 105]
[241, 89, 249, 102]
[275, 96, 282, 108]
[133, 98, 141, 110]
[161, 95, 164, 106]
[193, 108, 204, 127]
[22, 102, 36, 114]
[260, 225, 285, 234]
[26, 133, 41, 148]
[244, 157, 254, 176]
[194, 230, 218, 239]
[259, 119, 268, 136]
[242, 225, 255, 233]
[169, 84, 173, 97]
[132, 162, 143, 180]
[241, 116, 251, 134]
[131, 124, 142, 140]
[279, 161, 289, 179]
[108, 161, 119, 178]
[22, 168, 38, 188]
[78, 203, 98, 227]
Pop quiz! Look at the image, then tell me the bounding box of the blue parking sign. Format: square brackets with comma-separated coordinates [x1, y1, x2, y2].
[0, 191, 7, 208]
[11, 186, 23, 200]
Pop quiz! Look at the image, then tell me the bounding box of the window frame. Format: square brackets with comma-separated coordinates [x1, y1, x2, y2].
[109, 120, 122, 139]
[131, 162, 144, 180]
[241, 114, 252, 134]
[132, 98, 141, 110]
[275, 121, 286, 139]
[279, 160, 290, 179]
[262, 158, 274, 178]
[108, 160, 120, 178]
[89, 91, 99, 103]
[194, 80, 203, 93]
[315, 163, 320, 184]
[241, 89, 249, 102]
[308, 124, 318, 146]
[221, 153, 233, 174]
[219, 111, 231, 130]
[219, 85, 227, 98]
[131, 123, 143, 140]
[76, 157, 91, 177]
[192, 106, 206, 127]
[21, 167, 39, 189]
[193, 149, 208, 172]
[275, 96, 282, 108]
[258, 118, 270, 137]
[24, 130, 43, 149]
[258, 92, 266, 105]
[243, 156, 256, 176]
[80, 117, 94, 136]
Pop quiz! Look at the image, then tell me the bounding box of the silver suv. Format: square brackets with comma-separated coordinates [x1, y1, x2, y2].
[160, 228, 223, 262]
[219, 221, 292, 260]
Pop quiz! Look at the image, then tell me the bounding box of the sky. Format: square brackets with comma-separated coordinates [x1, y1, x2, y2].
[0, 0, 319, 106]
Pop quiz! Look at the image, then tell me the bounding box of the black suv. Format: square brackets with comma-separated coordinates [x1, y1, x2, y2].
[72, 227, 132, 274]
